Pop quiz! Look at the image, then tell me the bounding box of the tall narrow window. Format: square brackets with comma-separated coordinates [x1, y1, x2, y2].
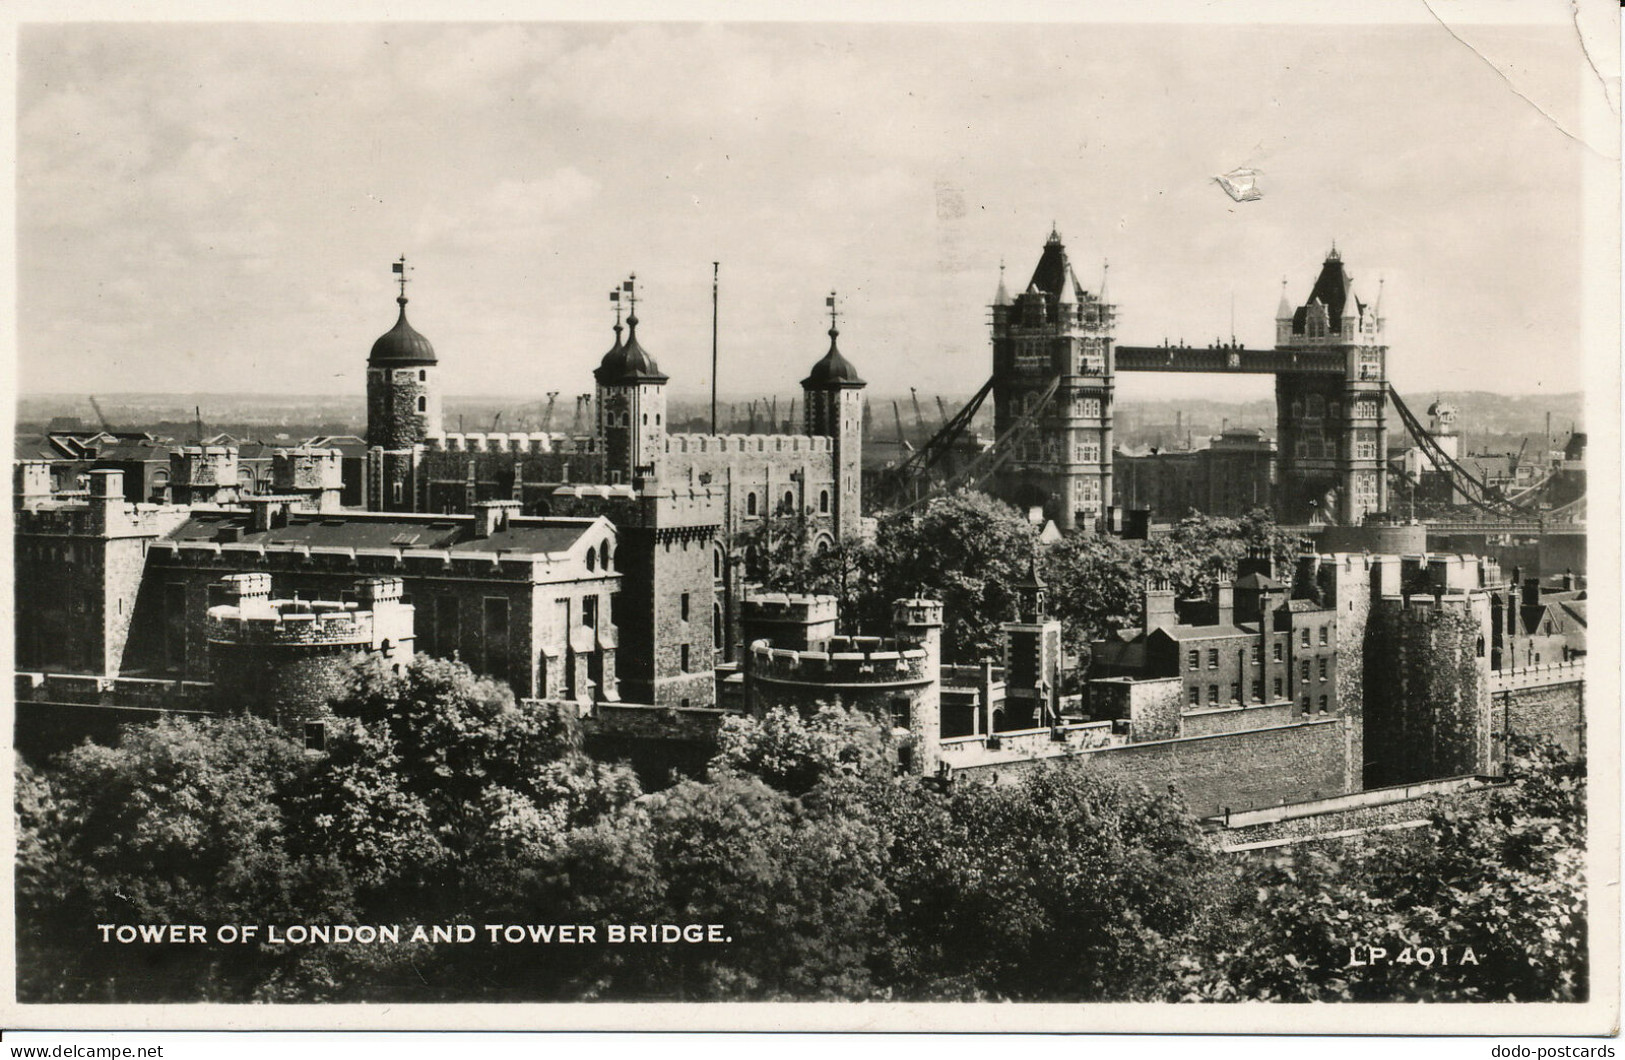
[483, 597, 510, 680]
[680, 593, 690, 622]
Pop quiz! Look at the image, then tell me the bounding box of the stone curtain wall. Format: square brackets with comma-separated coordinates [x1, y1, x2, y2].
[1492, 678, 1585, 760]
[953, 717, 1348, 819]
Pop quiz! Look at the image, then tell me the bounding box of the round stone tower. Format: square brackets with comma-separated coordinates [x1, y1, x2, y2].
[206, 575, 415, 726]
[366, 260, 440, 511]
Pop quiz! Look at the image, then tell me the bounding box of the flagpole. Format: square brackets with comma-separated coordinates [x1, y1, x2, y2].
[711, 262, 719, 435]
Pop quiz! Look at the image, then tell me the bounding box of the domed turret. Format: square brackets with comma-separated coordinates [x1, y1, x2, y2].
[593, 313, 667, 385]
[369, 296, 437, 366]
[365, 260, 441, 494]
[802, 323, 865, 388]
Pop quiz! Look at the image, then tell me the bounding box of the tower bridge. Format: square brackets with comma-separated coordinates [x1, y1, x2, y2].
[931, 228, 1390, 531]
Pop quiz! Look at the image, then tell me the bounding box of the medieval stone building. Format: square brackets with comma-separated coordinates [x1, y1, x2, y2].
[357, 277, 866, 707]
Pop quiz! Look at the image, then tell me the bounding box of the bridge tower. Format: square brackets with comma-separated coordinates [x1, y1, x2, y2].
[1273, 249, 1389, 524]
[989, 228, 1115, 532]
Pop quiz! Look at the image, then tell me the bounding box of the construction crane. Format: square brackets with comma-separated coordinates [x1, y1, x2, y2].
[490, 410, 503, 432]
[935, 395, 951, 429]
[892, 401, 913, 454]
[1388, 389, 1540, 518]
[88, 395, 115, 434]
[786, 397, 797, 433]
[909, 387, 927, 434]
[540, 392, 560, 432]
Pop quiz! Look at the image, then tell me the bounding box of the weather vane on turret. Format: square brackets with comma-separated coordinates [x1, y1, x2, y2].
[391, 255, 413, 300]
[825, 290, 840, 334]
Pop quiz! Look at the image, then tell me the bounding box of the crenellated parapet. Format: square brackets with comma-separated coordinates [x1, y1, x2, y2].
[748, 636, 934, 688]
[206, 575, 416, 722]
[665, 434, 833, 455]
[207, 601, 377, 647]
[425, 431, 588, 455]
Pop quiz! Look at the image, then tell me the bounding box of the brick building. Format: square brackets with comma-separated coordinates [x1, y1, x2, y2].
[1113, 428, 1277, 519]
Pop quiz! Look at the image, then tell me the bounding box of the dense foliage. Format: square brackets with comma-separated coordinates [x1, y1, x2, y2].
[741, 493, 1309, 662]
[17, 658, 1587, 1003]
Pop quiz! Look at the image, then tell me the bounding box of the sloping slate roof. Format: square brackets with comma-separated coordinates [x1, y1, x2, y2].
[1157, 623, 1255, 641]
[164, 512, 596, 557]
[16, 436, 61, 461]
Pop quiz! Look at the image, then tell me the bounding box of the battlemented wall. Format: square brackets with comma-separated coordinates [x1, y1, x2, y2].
[14, 471, 193, 675]
[1491, 666, 1585, 760]
[747, 600, 943, 775]
[952, 717, 1350, 818]
[662, 433, 842, 545]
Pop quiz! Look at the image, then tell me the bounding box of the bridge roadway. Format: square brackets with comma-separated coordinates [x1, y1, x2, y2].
[1114, 345, 1351, 375]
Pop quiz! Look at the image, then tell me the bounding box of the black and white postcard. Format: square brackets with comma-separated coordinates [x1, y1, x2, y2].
[4, 0, 1618, 1037]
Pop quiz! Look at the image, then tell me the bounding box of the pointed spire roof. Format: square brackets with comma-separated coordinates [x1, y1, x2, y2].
[1290, 249, 1363, 336]
[1056, 266, 1078, 306]
[1025, 227, 1086, 306]
[993, 263, 1012, 307]
[1276, 278, 1293, 320]
[1018, 551, 1047, 591]
[369, 295, 437, 365]
[1027, 227, 1076, 301]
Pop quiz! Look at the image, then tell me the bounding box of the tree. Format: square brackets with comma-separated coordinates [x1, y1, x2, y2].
[867, 490, 1040, 659]
[711, 705, 894, 796]
[15, 715, 361, 1001]
[1043, 508, 1310, 659]
[326, 656, 640, 866]
[876, 761, 1223, 1000]
[1171, 740, 1588, 1002]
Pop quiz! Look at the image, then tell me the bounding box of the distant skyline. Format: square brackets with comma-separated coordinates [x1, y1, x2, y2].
[17, 10, 1616, 406]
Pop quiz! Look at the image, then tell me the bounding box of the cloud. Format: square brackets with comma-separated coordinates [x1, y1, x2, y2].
[412, 168, 601, 251]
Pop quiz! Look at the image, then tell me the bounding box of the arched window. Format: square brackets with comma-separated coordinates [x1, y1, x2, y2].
[714, 547, 724, 579]
[586, 548, 596, 572]
[747, 493, 757, 516]
[417, 396, 427, 412]
[714, 604, 723, 649]
[599, 542, 610, 571]
[819, 489, 830, 514]
[783, 490, 795, 513]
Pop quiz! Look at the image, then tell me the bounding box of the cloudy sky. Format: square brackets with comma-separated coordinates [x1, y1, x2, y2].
[14, 6, 1618, 406]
